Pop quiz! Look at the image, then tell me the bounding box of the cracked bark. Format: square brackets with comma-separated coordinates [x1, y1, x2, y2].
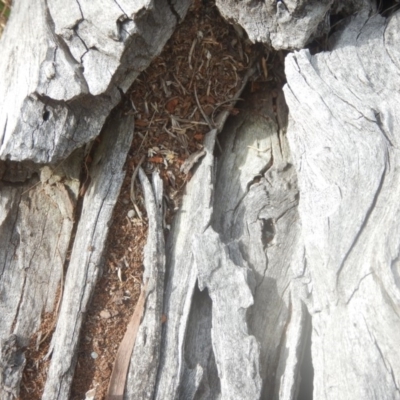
[0, 2, 191, 393]
[0, 0, 191, 163]
[127, 6, 400, 399]
[1, 0, 400, 399]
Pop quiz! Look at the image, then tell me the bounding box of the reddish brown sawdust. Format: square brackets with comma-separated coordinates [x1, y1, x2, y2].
[19, 0, 264, 398]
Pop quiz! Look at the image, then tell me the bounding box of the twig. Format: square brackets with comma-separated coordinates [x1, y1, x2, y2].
[130, 155, 146, 205]
[136, 111, 156, 155]
[194, 85, 213, 130]
[180, 148, 206, 175]
[213, 61, 258, 132]
[211, 97, 243, 123]
[163, 125, 177, 139]
[173, 73, 187, 95]
[248, 145, 271, 153]
[171, 117, 209, 125]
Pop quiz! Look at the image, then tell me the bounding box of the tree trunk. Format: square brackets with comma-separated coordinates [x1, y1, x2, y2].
[1, 0, 400, 399]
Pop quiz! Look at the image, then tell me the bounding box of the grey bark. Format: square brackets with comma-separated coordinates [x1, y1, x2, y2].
[128, 87, 300, 400]
[1, 0, 400, 399]
[0, 0, 191, 163]
[283, 10, 400, 399]
[0, 0, 191, 398]
[129, 4, 400, 400]
[0, 335, 26, 400]
[124, 169, 165, 400]
[216, 0, 373, 50]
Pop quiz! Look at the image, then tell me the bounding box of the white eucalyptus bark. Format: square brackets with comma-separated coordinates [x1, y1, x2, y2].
[284, 10, 400, 400]
[41, 111, 134, 400]
[0, 1, 190, 397]
[1, 0, 400, 399]
[124, 170, 165, 400]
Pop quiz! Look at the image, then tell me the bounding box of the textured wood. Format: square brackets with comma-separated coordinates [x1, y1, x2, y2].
[0, 0, 191, 164]
[124, 170, 165, 400]
[153, 129, 219, 399]
[0, 111, 134, 400]
[216, 0, 372, 49]
[0, 1, 190, 397]
[0, 335, 26, 400]
[191, 229, 262, 399]
[1, 1, 400, 399]
[107, 282, 148, 400]
[211, 88, 300, 399]
[0, 155, 81, 342]
[284, 10, 400, 400]
[41, 111, 134, 400]
[0, 154, 80, 398]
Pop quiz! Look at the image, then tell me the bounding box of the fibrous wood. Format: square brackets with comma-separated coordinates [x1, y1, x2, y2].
[211, 88, 301, 399]
[216, 0, 372, 49]
[153, 129, 220, 399]
[0, 0, 190, 397]
[0, 0, 191, 164]
[123, 169, 165, 400]
[0, 335, 26, 400]
[0, 160, 81, 333]
[284, 10, 400, 399]
[1, 0, 400, 399]
[41, 111, 134, 400]
[0, 149, 81, 397]
[130, 86, 301, 399]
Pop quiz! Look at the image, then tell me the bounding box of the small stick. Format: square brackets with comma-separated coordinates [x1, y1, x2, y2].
[130, 155, 146, 205]
[39, 245, 64, 348]
[136, 111, 156, 155]
[180, 149, 206, 175]
[188, 38, 197, 70]
[194, 85, 213, 130]
[163, 125, 177, 139]
[173, 73, 187, 95]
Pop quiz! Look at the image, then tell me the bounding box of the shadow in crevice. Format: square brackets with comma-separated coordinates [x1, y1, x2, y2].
[182, 284, 221, 400]
[377, 0, 400, 16]
[211, 81, 301, 399]
[297, 308, 314, 400]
